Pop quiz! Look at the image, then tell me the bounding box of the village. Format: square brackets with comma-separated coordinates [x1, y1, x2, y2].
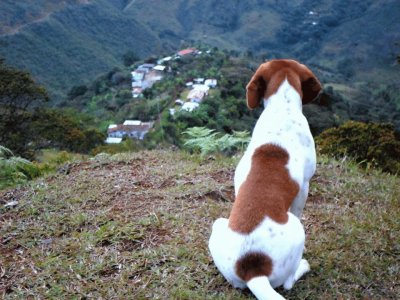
[105, 47, 217, 144]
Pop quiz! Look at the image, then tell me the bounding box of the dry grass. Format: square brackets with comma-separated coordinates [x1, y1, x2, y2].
[0, 150, 399, 299]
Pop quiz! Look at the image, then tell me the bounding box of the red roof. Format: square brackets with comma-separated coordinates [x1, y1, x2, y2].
[177, 48, 197, 56]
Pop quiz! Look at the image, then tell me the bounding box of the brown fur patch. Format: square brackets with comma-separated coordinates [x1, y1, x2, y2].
[246, 59, 322, 109]
[228, 144, 299, 233]
[235, 252, 273, 282]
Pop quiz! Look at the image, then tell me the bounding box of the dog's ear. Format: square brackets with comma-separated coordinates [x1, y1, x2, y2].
[298, 65, 322, 104]
[246, 63, 268, 110]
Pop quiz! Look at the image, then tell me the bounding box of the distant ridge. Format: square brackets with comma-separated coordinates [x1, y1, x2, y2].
[0, 0, 399, 98]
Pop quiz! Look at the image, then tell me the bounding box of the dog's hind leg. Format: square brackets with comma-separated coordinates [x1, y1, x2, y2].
[283, 259, 310, 290]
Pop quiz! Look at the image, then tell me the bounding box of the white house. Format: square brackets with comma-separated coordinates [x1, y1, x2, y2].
[194, 78, 205, 84]
[107, 120, 154, 140]
[182, 102, 199, 112]
[123, 120, 142, 126]
[154, 65, 166, 72]
[157, 56, 172, 64]
[105, 137, 123, 144]
[175, 99, 184, 105]
[205, 79, 218, 88]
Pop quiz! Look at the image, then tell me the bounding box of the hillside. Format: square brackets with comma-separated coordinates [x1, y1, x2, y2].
[0, 0, 164, 99]
[0, 0, 399, 99]
[1, 150, 399, 299]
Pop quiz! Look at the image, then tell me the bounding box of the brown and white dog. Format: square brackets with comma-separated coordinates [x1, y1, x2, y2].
[209, 59, 321, 300]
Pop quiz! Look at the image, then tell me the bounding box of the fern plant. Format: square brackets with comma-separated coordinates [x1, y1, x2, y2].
[0, 145, 40, 190]
[182, 127, 250, 156]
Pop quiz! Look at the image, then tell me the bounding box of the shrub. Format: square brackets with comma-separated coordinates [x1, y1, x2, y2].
[0, 145, 41, 190]
[316, 121, 400, 174]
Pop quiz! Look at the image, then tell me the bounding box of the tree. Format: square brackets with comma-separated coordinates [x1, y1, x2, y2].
[122, 50, 140, 67]
[30, 109, 105, 154]
[0, 59, 48, 157]
[67, 85, 88, 100]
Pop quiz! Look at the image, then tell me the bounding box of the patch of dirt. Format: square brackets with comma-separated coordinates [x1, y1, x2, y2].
[0, 188, 30, 205]
[209, 169, 233, 184]
[201, 188, 234, 202]
[307, 193, 325, 204]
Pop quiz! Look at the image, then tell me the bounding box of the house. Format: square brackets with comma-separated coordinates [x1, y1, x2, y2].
[187, 90, 206, 103]
[187, 84, 209, 103]
[132, 88, 142, 98]
[123, 120, 142, 126]
[154, 65, 166, 72]
[132, 81, 143, 88]
[205, 79, 218, 88]
[194, 78, 205, 84]
[157, 56, 172, 64]
[105, 137, 123, 144]
[131, 71, 145, 82]
[175, 99, 184, 105]
[137, 64, 155, 72]
[182, 102, 199, 112]
[192, 84, 210, 93]
[107, 120, 154, 140]
[176, 48, 197, 57]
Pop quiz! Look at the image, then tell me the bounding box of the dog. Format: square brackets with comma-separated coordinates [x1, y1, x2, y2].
[209, 59, 321, 300]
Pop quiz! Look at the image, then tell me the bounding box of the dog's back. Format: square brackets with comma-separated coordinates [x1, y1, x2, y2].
[234, 78, 316, 217]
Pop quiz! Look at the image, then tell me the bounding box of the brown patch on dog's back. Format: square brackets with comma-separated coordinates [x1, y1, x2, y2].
[228, 144, 299, 233]
[235, 252, 273, 282]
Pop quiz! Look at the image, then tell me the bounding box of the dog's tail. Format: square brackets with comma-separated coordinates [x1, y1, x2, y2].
[247, 277, 286, 300]
[236, 252, 286, 300]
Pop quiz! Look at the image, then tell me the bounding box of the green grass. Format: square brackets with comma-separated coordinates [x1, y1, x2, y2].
[0, 150, 399, 299]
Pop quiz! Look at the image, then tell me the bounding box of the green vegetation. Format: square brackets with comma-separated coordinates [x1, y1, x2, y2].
[0, 60, 105, 159]
[0, 145, 88, 190]
[316, 121, 400, 174]
[183, 126, 250, 156]
[0, 146, 40, 190]
[0, 150, 398, 299]
[0, 0, 162, 99]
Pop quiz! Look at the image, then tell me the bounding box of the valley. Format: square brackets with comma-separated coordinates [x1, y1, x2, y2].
[0, 0, 399, 100]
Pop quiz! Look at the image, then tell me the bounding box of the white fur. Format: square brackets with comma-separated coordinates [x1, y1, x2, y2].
[208, 214, 307, 290]
[209, 79, 315, 299]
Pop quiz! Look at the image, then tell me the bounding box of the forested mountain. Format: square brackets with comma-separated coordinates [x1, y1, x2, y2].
[0, 0, 399, 99]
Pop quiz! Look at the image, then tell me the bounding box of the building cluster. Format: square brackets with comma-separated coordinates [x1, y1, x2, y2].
[130, 47, 204, 98]
[106, 47, 217, 144]
[171, 77, 217, 115]
[131, 63, 164, 98]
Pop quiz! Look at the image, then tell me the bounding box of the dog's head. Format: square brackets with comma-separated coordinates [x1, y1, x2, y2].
[246, 59, 322, 109]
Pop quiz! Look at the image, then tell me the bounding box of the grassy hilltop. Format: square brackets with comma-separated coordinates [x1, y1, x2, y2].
[1, 150, 399, 299]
